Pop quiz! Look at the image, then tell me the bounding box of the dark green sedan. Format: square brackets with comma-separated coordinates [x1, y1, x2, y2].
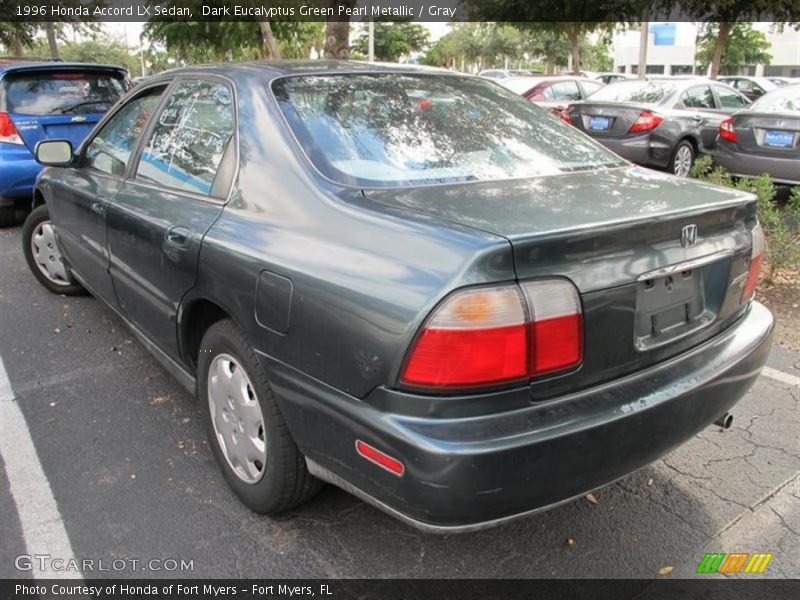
[24, 61, 773, 533]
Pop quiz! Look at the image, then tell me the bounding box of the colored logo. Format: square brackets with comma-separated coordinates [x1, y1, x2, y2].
[696, 552, 773, 574]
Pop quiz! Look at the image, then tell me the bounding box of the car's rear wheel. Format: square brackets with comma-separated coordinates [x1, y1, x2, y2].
[670, 140, 695, 178]
[22, 205, 86, 295]
[198, 319, 322, 514]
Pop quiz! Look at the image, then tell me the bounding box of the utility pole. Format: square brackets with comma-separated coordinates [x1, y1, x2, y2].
[637, 10, 649, 79]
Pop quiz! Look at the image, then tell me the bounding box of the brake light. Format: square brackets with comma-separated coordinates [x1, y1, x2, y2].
[629, 111, 663, 134]
[742, 223, 765, 302]
[0, 113, 23, 145]
[559, 108, 572, 124]
[521, 280, 583, 374]
[720, 117, 738, 143]
[400, 280, 583, 389]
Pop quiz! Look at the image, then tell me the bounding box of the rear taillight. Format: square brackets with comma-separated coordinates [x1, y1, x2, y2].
[0, 113, 23, 145]
[521, 280, 583, 375]
[742, 223, 765, 302]
[400, 280, 583, 389]
[720, 117, 738, 143]
[559, 108, 572, 124]
[629, 110, 663, 134]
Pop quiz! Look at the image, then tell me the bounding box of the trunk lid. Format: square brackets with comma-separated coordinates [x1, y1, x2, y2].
[365, 166, 758, 397]
[568, 102, 655, 138]
[731, 111, 800, 158]
[9, 113, 104, 153]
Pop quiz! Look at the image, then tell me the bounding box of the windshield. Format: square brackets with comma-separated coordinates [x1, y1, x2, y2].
[4, 71, 127, 115]
[587, 80, 676, 104]
[272, 73, 625, 187]
[750, 86, 800, 114]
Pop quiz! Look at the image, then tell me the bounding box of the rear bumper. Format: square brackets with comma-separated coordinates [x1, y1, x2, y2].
[0, 143, 40, 202]
[265, 301, 774, 532]
[713, 142, 800, 185]
[593, 134, 672, 169]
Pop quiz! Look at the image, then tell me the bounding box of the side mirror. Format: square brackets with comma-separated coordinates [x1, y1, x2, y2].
[35, 140, 74, 167]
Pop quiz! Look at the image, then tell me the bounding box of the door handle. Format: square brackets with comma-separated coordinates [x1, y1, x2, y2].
[165, 225, 192, 248]
[90, 201, 105, 215]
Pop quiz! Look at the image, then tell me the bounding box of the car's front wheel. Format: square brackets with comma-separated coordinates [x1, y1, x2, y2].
[22, 205, 86, 295]
[198, 319, 322, 514]
[670, 140, 695, 178]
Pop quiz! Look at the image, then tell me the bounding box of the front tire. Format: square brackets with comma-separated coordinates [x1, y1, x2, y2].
[22, 205, 86, 295]
[198, 319, 322, 514]
[670, 140, 695, 178]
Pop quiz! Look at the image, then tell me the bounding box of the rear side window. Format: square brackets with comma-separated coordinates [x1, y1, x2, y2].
[545, 81, 581, 101]
[715, 85, 748, 110]
[84, 88, 164, 176]
[3, 71, 126, 115]
[681, 86, 715, 109]
[136, 79, 234, 196]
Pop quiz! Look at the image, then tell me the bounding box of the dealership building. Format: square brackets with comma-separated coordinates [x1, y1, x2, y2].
[613, 22, 800, 77]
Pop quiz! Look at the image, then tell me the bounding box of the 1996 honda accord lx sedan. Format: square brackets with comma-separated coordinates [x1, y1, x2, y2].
[24, 62, 773, 532]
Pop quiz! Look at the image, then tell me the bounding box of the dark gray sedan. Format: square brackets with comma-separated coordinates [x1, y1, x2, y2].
[713, 84, 800, 185]
[24, 62, 773, 532]
[564, 78, 750, 177]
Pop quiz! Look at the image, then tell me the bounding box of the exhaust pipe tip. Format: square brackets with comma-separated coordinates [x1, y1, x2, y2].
[714, 413, 734, 430]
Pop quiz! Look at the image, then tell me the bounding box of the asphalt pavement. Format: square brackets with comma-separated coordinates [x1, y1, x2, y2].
[1, 220, 798, 579]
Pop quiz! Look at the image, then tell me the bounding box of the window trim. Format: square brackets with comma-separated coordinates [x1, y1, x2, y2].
[77, 79, 174, 177]
[127, 73, 239, 205]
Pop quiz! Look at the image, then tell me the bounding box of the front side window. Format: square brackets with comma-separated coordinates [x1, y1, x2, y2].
[715, 86, 748, 110]
[136, 79, 234, 196]
[4, 71, 127, 115]
[273, 73, 624, 188]
[84, 88, 163, 176]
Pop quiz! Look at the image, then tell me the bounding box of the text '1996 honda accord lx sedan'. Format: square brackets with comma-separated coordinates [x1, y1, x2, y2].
[25, 62, 773, 533]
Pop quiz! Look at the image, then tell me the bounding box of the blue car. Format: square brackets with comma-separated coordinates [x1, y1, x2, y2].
[0, 61, 128, 226]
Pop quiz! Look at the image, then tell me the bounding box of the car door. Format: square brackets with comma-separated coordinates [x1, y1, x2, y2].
[106, 76, 236, 357]
[677, 85, 724, 150]
[50, 84, 166, 304]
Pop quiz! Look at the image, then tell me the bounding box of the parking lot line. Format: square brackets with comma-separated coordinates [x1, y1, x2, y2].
[761, 367, 800, 387]
[0, 356, 82, 580]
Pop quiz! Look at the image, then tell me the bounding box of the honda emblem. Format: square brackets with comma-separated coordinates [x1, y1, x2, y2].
[681, 224, 698, 247]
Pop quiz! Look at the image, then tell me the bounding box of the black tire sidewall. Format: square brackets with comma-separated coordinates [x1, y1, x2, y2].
[197, 320, 297, 513]
[22, 205, 85, 295]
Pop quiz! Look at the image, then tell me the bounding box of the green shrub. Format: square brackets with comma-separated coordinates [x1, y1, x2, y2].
[690, 160, 800, 281]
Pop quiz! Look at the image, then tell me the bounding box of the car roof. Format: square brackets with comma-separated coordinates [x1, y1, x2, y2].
[155, 60, 457, 80]
[0, 60, 127, 76]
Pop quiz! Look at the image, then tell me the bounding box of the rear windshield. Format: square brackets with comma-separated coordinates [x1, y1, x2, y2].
[3, 71, 127, 115]
[272, 73, 625, 188]
[750, 86, 800, 114]
[587, 80, 676, 104]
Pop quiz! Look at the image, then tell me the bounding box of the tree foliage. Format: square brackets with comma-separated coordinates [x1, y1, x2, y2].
[354, 20, 429, 62]
[696, 23, 772, 72]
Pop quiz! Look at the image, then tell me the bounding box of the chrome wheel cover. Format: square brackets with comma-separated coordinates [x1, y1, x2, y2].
[673, 145, 693, 177]
[31, 221, 72, 286]
[207, 354, 267, 484]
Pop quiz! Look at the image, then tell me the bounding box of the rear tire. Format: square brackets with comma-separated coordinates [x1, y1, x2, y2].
[670, 140, 695, 177]
[198, 319, 322, 514]
[0, 205, 16, 228]
[22, 205, 86, 295]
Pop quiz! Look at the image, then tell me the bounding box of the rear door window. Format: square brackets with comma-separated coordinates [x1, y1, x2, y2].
[135, 79, 234, 197]
[580, 80, 604, 98]
[548, 81, 582, 101]
[3, 71, 127, 115]
[681, 86, 716, 110]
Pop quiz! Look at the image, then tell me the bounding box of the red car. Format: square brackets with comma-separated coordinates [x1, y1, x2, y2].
[500, 76, 605, 114]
